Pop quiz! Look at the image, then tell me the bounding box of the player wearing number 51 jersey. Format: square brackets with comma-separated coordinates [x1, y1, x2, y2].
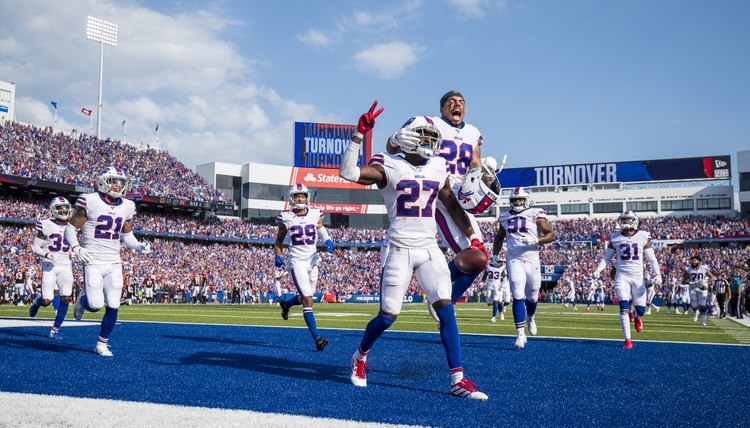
[274, 183, 334, 352]
[593, 211, 662, 349]
[494, 187, 556, 349]
[65, 167, 151, 357]
[340, 101, 488, 400]
[28, 197, 74, 341]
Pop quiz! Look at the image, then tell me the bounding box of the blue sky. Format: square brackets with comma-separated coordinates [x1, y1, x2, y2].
[2, 0, 749, 178]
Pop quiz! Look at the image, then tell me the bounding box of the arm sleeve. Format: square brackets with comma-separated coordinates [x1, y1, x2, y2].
[64, 224, 81, 249]
[339, 140, 361, 182]
[594, 247, 616, 274]
[317, 226, 331, 242]
[644, 247, 660, 275]
[32, 237, 48, 258]
[121, 231, 141, 250]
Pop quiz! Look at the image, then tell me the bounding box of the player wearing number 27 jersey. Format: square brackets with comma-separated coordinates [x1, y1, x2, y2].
[340, 101, 488, 400]
[65, 167, 151, 357]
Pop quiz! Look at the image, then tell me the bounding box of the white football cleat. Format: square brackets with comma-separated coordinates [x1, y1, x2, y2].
[692, 312, 699, 322]
[528, 319, 538, 336]
[515, 333, 527, 349]
[490, 317, 496, 323]
[646, 308, 652, 315]
[74, 292, 86, 321]
[500, 312, 505, 321]
[655, 306, 661, 313]
[450, 378, 488, 401]
[350, 355, 367, 387]
[94, 342, 113, 357]
[427, 300, 440, 323]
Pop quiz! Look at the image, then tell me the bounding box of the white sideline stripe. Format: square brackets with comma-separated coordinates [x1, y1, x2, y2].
[0, 392, 422, 428]
[0, 319, 99, 328]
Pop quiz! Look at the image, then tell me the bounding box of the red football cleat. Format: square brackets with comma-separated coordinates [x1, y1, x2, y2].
[623, 339, 633, 349]
[628, 312, 634, 322]
[634, 317, 643, 332]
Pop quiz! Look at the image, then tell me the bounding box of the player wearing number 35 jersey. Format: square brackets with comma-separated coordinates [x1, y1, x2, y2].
[65, 167, 151, 357]
[593, 211, 662, 349]
[340, 101, 488, 400]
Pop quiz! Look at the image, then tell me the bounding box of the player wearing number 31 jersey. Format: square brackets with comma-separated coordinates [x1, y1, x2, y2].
[65, 167, 151, 357]
[593, 211, 662, 349]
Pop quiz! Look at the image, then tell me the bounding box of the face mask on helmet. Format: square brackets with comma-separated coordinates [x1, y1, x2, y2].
[508, 188, 531, 213]
[98, 167, 129, 199]
[618, 211, 639, 230]
[288, 184, 311, 209]
[457, 166, 500, 214]
[399, 117, 442, 159]
[49, 197, 71, 221]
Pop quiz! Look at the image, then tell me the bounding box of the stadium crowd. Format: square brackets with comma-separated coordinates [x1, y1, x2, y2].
[0, 122, 229, 203]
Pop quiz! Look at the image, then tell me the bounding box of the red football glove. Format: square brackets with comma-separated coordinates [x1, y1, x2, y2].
[357, 100, 384, 134]
[470, 238, 490, 261]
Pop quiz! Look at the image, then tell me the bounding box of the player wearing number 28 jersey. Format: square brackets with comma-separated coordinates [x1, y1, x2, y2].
[340, 101, 488, 400]
[65, 167, 151, 357]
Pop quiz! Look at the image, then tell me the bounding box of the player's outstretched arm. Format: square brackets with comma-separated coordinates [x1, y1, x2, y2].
[340, 101, 387, 187]
[593, 244, 615, 277]
[492, 224, 506, 256]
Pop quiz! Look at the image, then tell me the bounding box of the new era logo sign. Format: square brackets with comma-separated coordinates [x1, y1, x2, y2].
[714, 159, 728, 168]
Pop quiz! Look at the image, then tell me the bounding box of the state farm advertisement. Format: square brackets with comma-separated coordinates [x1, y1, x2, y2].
[289, 167, 374, 190]
[283, 201, 370, 214]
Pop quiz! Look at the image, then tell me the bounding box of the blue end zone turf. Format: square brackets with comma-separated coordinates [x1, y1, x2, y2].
[0, 321, 747, 427]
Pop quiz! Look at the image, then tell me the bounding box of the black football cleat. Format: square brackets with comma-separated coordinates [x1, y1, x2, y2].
[315, 336, 329, 351]
[279, 299, 289, 321]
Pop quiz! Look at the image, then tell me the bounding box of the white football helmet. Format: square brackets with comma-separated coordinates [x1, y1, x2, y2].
[399, 116, 442, 159]
[457, 165, 500, 214]
[618, 210, 639, 231]
[288, 183, 311, 209]
[98, 167, 129, 199]
[49, 196, 71, 221]
[508, 187, 531, 213]
[489, 255, 505, 269]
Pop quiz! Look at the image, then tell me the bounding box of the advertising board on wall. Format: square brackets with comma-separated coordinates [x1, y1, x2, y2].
[498, 155, 731, 188]
[294, 122, 372, 168]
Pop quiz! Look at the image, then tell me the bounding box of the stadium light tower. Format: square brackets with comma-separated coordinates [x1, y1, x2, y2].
[86, 16, 118, 138]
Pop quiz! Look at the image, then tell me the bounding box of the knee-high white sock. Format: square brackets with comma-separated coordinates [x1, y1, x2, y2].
[620, 310, 631, 340]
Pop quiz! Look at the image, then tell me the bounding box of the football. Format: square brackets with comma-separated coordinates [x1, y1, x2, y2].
[454, 248, 489, 274]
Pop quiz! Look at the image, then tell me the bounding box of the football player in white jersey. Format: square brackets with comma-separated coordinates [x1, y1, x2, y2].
[65, 167, 152, 357]
[645, 277, 661, 315]
[484, 257, 508, 322]
[593, 211, 662, 349]
[493, 187, 556, 349]
[562, 276, 578, 311]
[340, 101, 488, 400]
[387, 91, 500, 318]
[28, 197, 74, 340]
[683, 255, 716, 326]
[678, 280, 691, 314]
[273, 183, 334, 352]
[584, 275, 597, 312]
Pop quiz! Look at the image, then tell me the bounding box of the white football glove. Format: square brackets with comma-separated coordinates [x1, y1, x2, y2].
[391, 128, 420, 152]
[652, 275, 663, 286]
[481, 156, 498, 172]
[520, 236, 538, 246]
[73, 246, 92, 264]
[138, 241, 152, 255]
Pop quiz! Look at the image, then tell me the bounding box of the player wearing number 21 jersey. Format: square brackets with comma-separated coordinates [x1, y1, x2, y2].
[340, 101, 488, 400]
[273, 183, 334, 352]
[65, 167, 151, 357]
[593, 211, 662, 349]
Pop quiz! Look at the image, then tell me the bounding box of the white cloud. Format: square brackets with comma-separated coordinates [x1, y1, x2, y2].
[296, 28, 331, 47]
[447, 0, 506, 18]
[353, 41, 423, 80]
[0, 0, 336, 169]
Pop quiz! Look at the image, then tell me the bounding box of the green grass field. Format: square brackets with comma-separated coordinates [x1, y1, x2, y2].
[2, 302, 748, 345]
